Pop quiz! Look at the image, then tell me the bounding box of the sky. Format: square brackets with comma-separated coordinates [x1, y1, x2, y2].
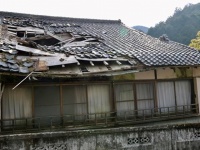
[0, 0, 199, 27]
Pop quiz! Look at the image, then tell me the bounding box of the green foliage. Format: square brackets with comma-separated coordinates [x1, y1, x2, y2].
[189, 31, 200, 50]
[147, 3, 200, 45]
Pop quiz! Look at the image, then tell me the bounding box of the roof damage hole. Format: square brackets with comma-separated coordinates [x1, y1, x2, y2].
[33, 37, 60, 46]
[73, 37, 86, 42]
[16, 31, 24, 37]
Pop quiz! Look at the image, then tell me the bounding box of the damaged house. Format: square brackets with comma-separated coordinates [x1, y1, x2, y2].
[0, 12, 200, 135]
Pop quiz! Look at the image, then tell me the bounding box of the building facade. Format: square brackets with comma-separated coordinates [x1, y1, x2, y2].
[0, 12, 200, 149]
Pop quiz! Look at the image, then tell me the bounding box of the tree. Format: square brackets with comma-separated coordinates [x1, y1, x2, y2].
[147, 3, 200, 45]
[189, 31, 200, 50]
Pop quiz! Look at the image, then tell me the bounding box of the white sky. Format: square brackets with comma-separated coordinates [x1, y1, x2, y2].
[0, 0, 199, 27]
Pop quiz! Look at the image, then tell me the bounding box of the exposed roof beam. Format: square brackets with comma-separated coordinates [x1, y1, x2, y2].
[116, 60, 121, 65]
[103, 61, 109, 66]
[90, 61, 94, 66]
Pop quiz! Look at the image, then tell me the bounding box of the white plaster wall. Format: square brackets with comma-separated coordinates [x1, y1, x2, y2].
[157, 68, 177, 79]
[192, 67, 200, 77]
[134, 70, 155, 80]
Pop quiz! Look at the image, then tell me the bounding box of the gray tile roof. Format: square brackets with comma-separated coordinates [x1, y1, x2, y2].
[0, 12, 199, 76]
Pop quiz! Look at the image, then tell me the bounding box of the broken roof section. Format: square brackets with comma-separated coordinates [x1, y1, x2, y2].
[0, 12, 200, 77]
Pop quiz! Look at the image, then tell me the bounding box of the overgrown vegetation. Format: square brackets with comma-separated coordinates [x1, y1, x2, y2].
[189, 31, 200, 50]
[148, 3, 200, 45]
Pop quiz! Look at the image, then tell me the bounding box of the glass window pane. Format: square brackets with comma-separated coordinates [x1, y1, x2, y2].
[34, 86, 60, 117]
[175, 81, 191, 112]
[62, 85, 87, 116]
[157, 82, 175, 113]
[87, 84, 111, 118]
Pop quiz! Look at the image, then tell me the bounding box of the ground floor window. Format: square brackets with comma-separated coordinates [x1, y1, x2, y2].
[87, 84, 112, 118]
[1, 79, 195, 128]
[2, 86, 32, 126]
[34, 86, 60, 117]
[115, 84, 135, 118]
[114, 82, 154, 117]
[136, 83, 154, 115]
[157, 80, 192, 113]
[62, 85, 87, 120]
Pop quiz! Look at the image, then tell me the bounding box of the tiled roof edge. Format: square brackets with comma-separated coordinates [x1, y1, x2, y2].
[121, 22, 199, 51]
[0, 11, 121, 24]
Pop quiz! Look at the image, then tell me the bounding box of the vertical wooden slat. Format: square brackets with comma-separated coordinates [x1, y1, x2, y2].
[174, 81, 177, 114]
[112, 82, 117, 123]
[111, 82, 116, 112]
[154, 81, 158, 112]
[133, 83, 138, 115]
[86, 84, 89, 116]
[31, 86, 34, 118]
[60, 85, 63, 116]
[154, 69, 158, 114]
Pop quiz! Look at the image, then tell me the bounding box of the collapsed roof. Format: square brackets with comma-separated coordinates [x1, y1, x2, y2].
[0, 12, 200, 77]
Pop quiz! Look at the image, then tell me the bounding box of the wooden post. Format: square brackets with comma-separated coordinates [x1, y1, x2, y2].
[0, 83, 5, 132]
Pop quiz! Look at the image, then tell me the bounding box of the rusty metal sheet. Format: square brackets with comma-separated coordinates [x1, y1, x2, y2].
[34, 60, 49, 71]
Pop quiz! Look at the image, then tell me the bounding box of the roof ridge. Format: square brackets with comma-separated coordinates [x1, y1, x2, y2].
[0, 11, 121, 24]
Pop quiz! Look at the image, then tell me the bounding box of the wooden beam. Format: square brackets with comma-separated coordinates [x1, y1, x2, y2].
[103, 61, 109, 66]
[77, 61, 80, 66]
[116, 60, 121, 65]
[16, 44, 56, 56]
[90, 61, 94, 66]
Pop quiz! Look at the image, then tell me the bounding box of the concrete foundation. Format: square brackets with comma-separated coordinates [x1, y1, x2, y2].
[1, 123, 200, 150]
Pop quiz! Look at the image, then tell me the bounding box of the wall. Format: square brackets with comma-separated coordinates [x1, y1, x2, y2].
[113, 67, 198, 81]
[1, 123, 200, 150]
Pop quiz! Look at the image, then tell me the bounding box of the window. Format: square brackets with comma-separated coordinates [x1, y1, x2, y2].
[114, 82, 154, 118]
[1, 80, 194, 130]
[34, 86, 60, 117]
[2, 86, 32, 127]
[157, 82, 176, 113]
[62, 85, 87, 120]
[115, 84, 135, 118]
[87, 84, 112, 119]
[157, 80, 192, 113]
[175, 81, 191, 111]
[136, 83, 154, 115]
